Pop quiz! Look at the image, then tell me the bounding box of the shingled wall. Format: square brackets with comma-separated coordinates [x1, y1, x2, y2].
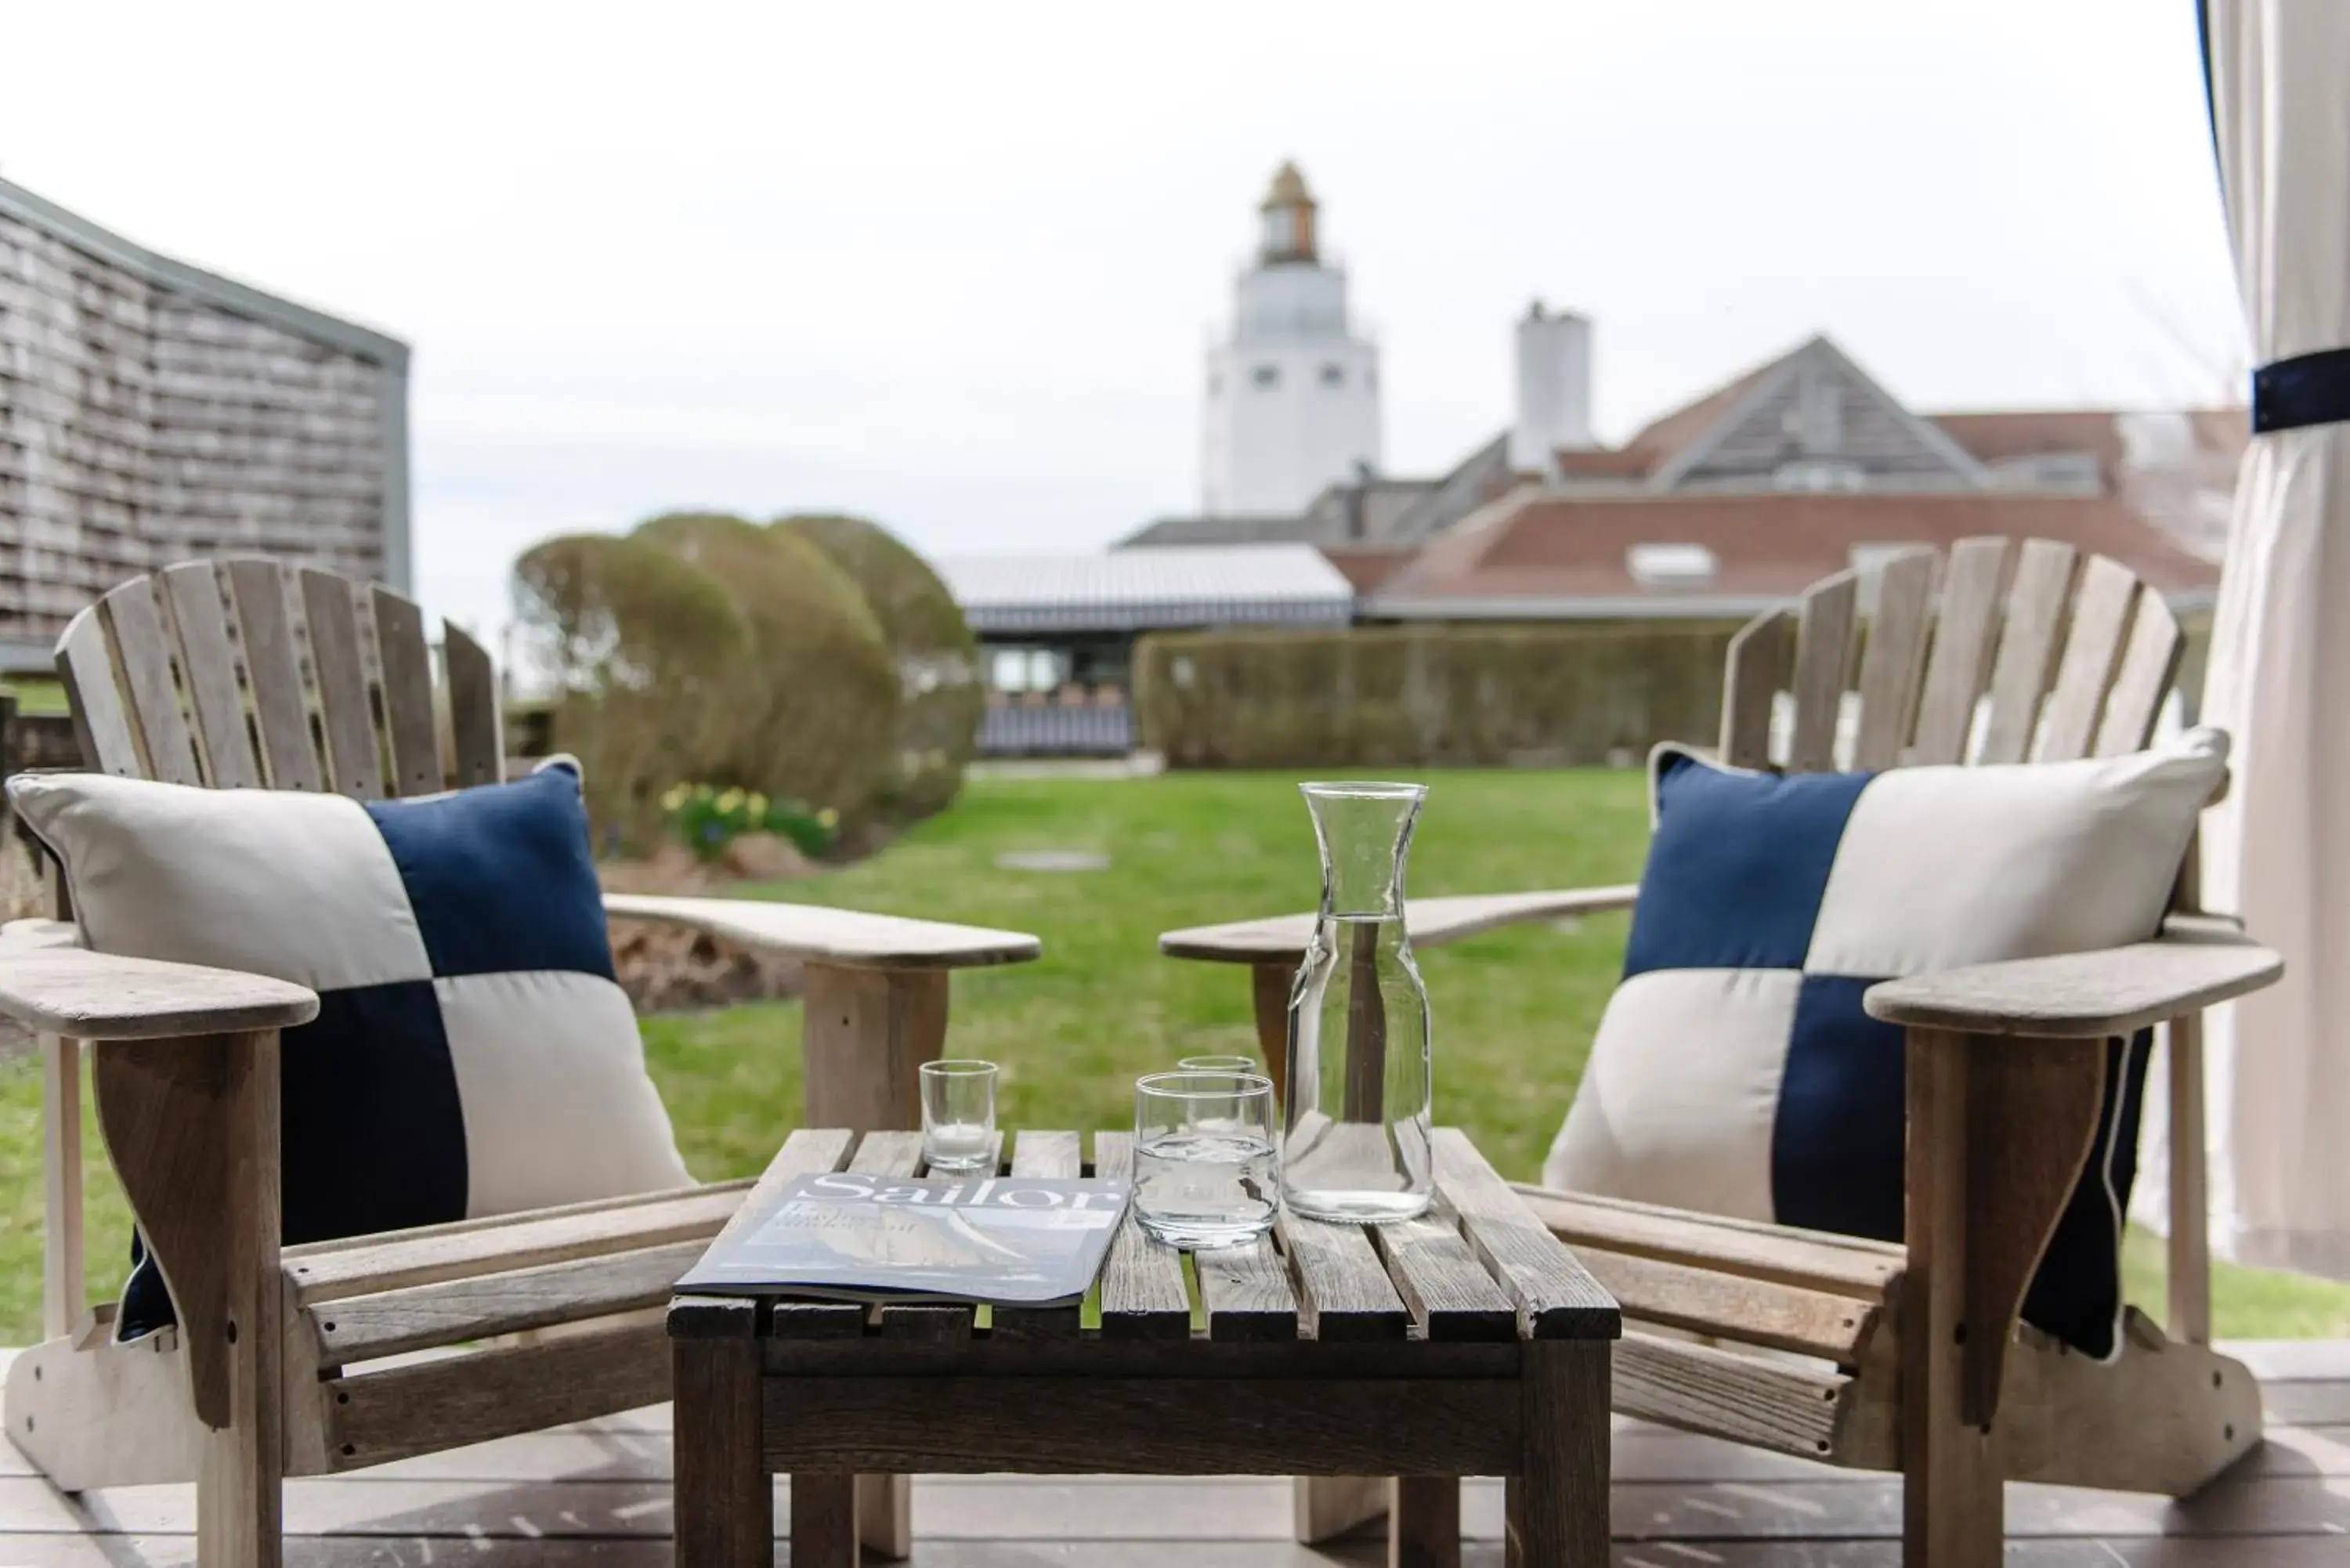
[0, 179, 407, 656]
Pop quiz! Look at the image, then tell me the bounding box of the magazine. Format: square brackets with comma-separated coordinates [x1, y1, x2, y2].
[675, 1169, 1131, 1306]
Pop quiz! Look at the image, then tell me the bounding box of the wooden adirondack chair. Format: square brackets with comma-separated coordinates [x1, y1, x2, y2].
[0, 558, 1039, 1566]
[1159, 537, 2286, 1566]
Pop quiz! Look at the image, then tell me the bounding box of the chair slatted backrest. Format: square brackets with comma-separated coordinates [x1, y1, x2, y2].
[53, 558, 505, 799]
[1719, 536, 2186, 775]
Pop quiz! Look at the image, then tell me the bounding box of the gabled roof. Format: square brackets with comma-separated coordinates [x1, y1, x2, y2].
[1556, 336, 2019, 490]
[1644, 335, 1991, 491]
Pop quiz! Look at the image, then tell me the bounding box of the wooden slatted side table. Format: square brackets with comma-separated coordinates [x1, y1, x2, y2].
[669, 1125, 1620, 1568]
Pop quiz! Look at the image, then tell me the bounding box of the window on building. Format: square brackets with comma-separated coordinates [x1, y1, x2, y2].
[989, 647, 1069, 694]
[1781, 373, 1844, 454]
[1625, 543, 1718, 590]
[1320, 363, 1345, 388]
[1253, 364, 1280, 389]
[1773, 459, 1867, 492]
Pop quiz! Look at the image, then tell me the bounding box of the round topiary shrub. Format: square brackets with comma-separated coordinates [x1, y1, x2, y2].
[512, 532, 750, 846]
[631, 511, 900, 826]
[772, 512, 981, 822]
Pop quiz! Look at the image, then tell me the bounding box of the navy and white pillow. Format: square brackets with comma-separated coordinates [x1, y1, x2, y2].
[1545, 728, 2226, 1360]
[11, 761, 692, 1340]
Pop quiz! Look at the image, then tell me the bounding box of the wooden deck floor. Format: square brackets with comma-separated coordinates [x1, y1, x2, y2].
[2, 1342, 2345, 1565]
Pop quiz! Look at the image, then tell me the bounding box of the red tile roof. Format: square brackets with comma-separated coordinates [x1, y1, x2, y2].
[1376, 490, 2218, 607]
[1553, 354, 1787, 480]
[1928, 407, 2246, 480]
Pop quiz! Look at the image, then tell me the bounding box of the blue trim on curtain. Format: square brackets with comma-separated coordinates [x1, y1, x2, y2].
[2198, 1, 2221, 182]
[2206, 5, 2350, 435]
[2254, 349, 2350, 433]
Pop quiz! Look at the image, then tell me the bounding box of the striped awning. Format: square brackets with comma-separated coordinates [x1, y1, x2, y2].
[939, 545, 1354, 635]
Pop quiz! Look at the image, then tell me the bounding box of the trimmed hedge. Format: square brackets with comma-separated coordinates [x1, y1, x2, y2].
[512, 532, 754, 840]
[1133, 622, 1738, 768]
[774, 513, 982, 821]
[633, 511, 900, 823]
[514, 513, 900, 848]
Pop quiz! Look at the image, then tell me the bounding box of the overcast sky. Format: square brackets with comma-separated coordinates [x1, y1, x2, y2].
[0, 0, 2242, 640]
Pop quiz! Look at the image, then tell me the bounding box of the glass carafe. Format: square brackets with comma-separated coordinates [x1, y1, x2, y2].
[1282, 781, 1433, 1222]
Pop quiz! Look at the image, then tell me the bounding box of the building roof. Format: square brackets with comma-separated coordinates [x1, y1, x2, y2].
[1115, 514, 1322, 549]
[939, 544, 1354, 634]
[1553, 351, 1787, 482]
[1370, 490, 2219, 618]
[1262, 161, 1314, 211]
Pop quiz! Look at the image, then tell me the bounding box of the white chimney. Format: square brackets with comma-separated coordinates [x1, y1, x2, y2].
[1510, 301, 1594, 477]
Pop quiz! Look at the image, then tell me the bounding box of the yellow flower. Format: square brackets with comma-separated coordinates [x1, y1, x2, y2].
[747, 792, 768, 818]
[660, 785, 688, 813]
[716, 788, 746, 815]
[816, 807, 839, 829]
[693, 783, 715, 801]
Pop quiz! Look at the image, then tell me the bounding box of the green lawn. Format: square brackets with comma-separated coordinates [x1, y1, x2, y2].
[3, 768, 2345, 1342]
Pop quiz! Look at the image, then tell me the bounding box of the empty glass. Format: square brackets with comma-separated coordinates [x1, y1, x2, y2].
[1177, 1054, 1258, 1073]
[1282, 781, 1434, 1223]
[1133, 1071, 1278, 1247]
[919, 1059, 999, 1173]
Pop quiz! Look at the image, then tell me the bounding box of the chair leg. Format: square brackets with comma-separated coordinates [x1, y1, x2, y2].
[802, 966, 939, 1560]
[1392, 1476, 1460, 1568]
[801, 964, 948, 1133]
[856, 1472, 912, 1559]
[198, 1034, 284, 1568]
[1904, 1030, 2002, 1568]
[1295, 1476, 1389, 1543]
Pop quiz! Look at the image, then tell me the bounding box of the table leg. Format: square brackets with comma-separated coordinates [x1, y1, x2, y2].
[1506, 1342, 1608, 1568]
[674, 1339, 770, 1568]
[1391, 1477, 1461, 1568]
[793, 1473, 859, 1567]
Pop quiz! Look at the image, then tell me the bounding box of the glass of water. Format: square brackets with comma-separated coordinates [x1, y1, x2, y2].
[920, 1060, 999, 1173]
[1133, 1071, 1278, 1248]
[1177, 1054, 1258, 1073]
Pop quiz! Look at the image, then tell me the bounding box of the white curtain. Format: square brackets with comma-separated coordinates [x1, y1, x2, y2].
[2192, 0, 2350, 1280]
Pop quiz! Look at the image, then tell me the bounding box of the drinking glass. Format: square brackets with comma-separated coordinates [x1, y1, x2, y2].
[920, 1060, 999, 1173]
[1177, 1054, 1258, 1073]
[1282, 781, 1434, 1223]
[1133, 1071, 1278, 1248]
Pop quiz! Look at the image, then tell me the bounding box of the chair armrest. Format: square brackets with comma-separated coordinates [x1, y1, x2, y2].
[0, 946, 320, 1040]
[0, 918, 82, 952]
[1861, 923, 2283, 1039]
[1159, 884, 1642, 965]
[602, 892, 1041, 970]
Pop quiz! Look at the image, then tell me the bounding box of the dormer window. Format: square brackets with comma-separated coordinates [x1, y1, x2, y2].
[1320, 363, 1345, 388]
[1774, 460, 1866, 492]
[1253, 364, 1280, 389]
[1779, 373, 1845, 454]
[1626, 543, 1718, 590]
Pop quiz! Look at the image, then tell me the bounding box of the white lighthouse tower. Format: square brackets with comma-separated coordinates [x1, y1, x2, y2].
[1200, 163, 1381, 516]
